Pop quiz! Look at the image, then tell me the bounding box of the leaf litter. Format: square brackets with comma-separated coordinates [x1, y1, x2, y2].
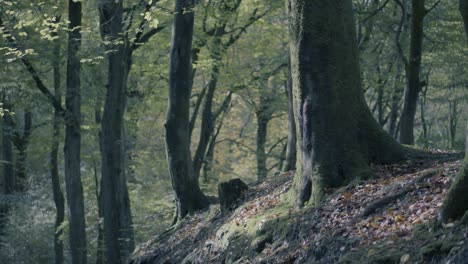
[132, 150, 464, 263]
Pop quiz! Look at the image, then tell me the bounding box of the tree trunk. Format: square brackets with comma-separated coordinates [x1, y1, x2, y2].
[287, 0, 406, 207]
[283, 64, 296, 172]
[51, 34, 65, 264]
[0, 97, 14, 239]
[399, 0, 426, 145]
[440, 125, 468, 221]
[94, 94, 104, 264]
[13, 111, 32, 192]
[193, 46, 220, 183]
[256, 113, 268, 182]
[439, 2, 468, 220]
[461, 0, 468, 41]
[448, 100, 459, 149]
[2, 100, 14, 195]
[65, 1, 87, 263]
[165, 0, 208, 222]
[98, 0, 135, 262]
[388, 63, 404, 138]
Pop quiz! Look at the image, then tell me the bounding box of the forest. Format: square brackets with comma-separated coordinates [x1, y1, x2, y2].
[0, 0, 467, 263]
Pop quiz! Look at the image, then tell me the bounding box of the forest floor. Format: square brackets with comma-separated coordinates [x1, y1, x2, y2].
[131, 149, 468, 264]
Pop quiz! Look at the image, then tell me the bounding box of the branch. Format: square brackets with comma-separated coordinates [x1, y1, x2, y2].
[213, 92, 232, 121]
[362, 0, 391, 23]
[0, 16, 66, 116]
[393, 0, 409, 66]
[425, 0, 440, 15]
[216, 138, 256, 153]
[266, 136, 287, 157]
[224, 7, 271, 47]
[132, 0, 162, 50]
[132, 25, 167, 50]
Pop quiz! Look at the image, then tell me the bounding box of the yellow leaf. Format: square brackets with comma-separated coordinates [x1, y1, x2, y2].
[395, 214, 405, 222]
[400, 253, 410, 263]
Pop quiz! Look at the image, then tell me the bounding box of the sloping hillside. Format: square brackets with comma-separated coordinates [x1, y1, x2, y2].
[131, 151, 468, 264]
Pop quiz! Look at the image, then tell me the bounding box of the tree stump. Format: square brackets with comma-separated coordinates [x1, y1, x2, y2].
[218, 178, 248, 214]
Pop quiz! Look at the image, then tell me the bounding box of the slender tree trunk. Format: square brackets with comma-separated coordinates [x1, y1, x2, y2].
[420, 87, 428, 147]
[0, 97, 13, 240]
[193, 47, 220, 182]
[256, 113, 269, 182]
[166, 0, 208, 222]
[388, 63, 404, 138]
[2, 100, 14, 195]
[399, 0, 426, 144]
[65, 1, 87, 263]
[98, 0, 135, 262]
[48, 15, 65, 264]
[13, 111, 32, 192]
[448, 100, 458, 149]
[94, 95, 104, 264]
[283, 64, 296, 172]
[461, 0, 468, 41]
[51, 49, 65, 264]
[288, 0, 406, 207]
[202, 100, 230, 182]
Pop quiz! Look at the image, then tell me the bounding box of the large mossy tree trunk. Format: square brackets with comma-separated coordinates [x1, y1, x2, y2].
[399, 0, 426, 145]
[287, 0, 406, 208]
[165, 0, 209, 222]
[65, 1, 87, 262]
[440, 126, 468, 222]
[439, 0, 468, 222]
[98, 0, 135, 262]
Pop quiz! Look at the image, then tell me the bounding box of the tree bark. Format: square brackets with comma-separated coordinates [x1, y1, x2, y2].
[461, 0, 468, 41]
[13, 111, 32, 192]
[440, 125, 468, 221]
[0, 96, 13, 240]
[51, 35, 65, 264]
[2, 100, 14, 196]
[288, 0, 406, 207]
[388, 63, 404, 138]
[166, 0, 208, 222]
[283, 64, 297, 172]
[193, 46, 220, 183]
[256, 113, 268, 182]
[98, 0, 135, 262]
[399, 0, 426, 145]
[65, 1, 87, 263]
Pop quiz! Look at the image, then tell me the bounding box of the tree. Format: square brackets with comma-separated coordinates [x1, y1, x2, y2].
[97, 0, 135, 261]
[399, 0, 440, 144]
[282, 64, 296, 172]
[65, 0, 87, 262]
[438, 0, 468, 222]
[98, 0, 166, 261]
[165, 0, 209, 222]
[0, 5, 88, 262]
[287, 0, 406, 207]
[50, 22, 65, 263]
[191, 0, 273, 183]
[461, 0, 468, 38]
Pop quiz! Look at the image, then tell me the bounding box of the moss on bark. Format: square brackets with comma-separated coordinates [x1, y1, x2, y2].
[288, 0, 406, 208]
